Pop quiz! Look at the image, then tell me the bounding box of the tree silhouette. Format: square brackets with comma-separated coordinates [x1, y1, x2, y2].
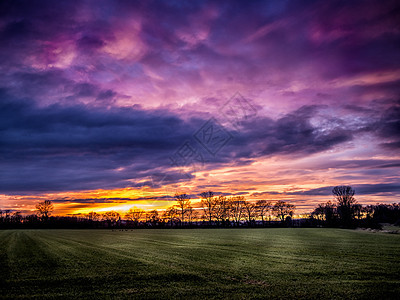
[332, 186, 357, 227]
[125, 208, 144, 225]
[214, 195, 230, 226]
[163, 206, 179, 225]
[311, 204, 324, 222]
[87, 211, 101, 221]
[272, 200, 295, 222]
[332, 186, 356, 206]
[147, 210, 160, 225]
[243, 200, 256, 225]
[256, 200, 271, 225]
[186, 206, 198, 225]
[174, 193, 191, 223]
[231, 196, 245, 226]
[102, 211, 120, 227]
[311, 201, 336, 226]
[200, 191, 216, 224]
[36, 200, 54, 221]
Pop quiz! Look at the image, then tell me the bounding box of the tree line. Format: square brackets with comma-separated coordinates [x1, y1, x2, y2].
[1, 186, 399, 229]
[310, 186, 400, 228]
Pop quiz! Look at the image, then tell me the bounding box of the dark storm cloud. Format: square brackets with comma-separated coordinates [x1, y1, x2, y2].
[0, 90, 395, 194]
[226, 105, 353, 160]
[289, 183, 400, 196]
[252, 183, 400, 197]
[377, 103, 400, 149]
[0, 90, 362, 193]
[342, 100, 400, 150]
[0, 90, 202, 192]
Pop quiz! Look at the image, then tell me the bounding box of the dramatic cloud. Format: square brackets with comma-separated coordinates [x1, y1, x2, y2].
[0, 91, 364, 193]
[0, 0, 399, 213]
[286, 184, 400, 196]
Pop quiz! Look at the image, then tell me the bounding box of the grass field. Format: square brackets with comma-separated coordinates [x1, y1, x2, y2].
[1, 228, 399, 299]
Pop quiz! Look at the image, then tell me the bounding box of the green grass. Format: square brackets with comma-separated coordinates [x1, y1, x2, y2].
[1, 229, 399, 299]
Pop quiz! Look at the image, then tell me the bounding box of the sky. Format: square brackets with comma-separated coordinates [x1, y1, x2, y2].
[0, 0, 399, 215]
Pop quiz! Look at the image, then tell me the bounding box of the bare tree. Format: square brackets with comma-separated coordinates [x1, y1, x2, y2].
[200, 191, 216, 224]
[214, 195, 230, 225]
[272, 200, 295, 222]
[125, 208, 144, 225]
[256, 200, 271, 225]
[322, 201, 336, 226]
[332, 186, 356, 206]
[332, 186, 357, 226]
[174, 193, 191, 223]
[146, 210, 160, 225]
[163, 206, 179, 225]
[87, 211, 101, 221]
[102, 211, 120, 227]
[36, 200, 54, 221]
[186, 206, 198, 225]
[243, 200, 256, 224]
[230, 196, 245, 226]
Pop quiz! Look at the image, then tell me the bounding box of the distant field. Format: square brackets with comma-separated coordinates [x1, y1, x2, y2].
[1, 229, 399, 299]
